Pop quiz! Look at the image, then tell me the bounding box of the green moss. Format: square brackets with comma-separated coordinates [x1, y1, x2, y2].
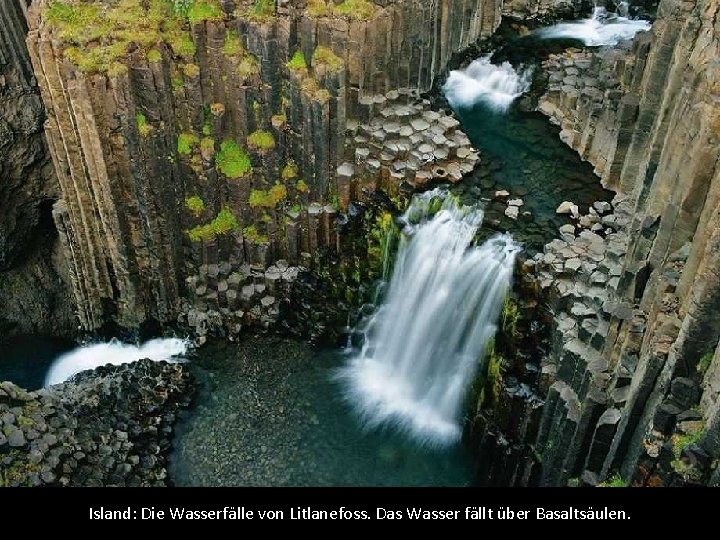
[247, 0, 276, 21]
[306, 0, 332, 17]
[185, 195, 205, 217]
[177, 133, 199, 155]
[187, 206, 239, 242]
[312, 46, 343, 71]
[173, 0, 193, 17]
[502, 296, 519, 339]
[698, 352, 714, 375]
[147, 48, 163, 63]
[45, 0, 198, 74]
[306, 0, 375, 20]
[334, 0, 375, 19]
[216, 140, 252, 178]
[172, 76, 184, 90]
[243, 225, 269, 244]
[287, 50, 307, 72]
[295, 179, 309, 193]
[222, 30, 243, 56]
[672, 429, 706, 459]
[212, 207, 239, 234]
[247, 130, 276, 151]
[598, 474, 629, 488]
[282, 161, 298, 180]
[249, 184, 287, 208]
[187, 0, 224, 24]
[136, 112, 152, 137]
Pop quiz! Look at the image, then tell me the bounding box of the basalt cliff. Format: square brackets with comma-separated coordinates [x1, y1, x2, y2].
[1, 0, 719, 487]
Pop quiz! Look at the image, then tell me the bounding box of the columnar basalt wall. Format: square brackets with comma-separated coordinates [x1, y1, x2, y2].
[494, 0, 720, 486]
[0, 0, 74, 338]
[27, 0, 505, 332]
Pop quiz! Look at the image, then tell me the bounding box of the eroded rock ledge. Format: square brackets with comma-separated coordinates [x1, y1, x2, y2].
[0, 360, 192, 487]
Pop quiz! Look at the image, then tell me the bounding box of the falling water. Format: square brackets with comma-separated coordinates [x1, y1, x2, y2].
[536, 5, 650, 46]
[44, 337, 189, 386]
[443, 55, 533, 112]
[338, 190, 520, 446]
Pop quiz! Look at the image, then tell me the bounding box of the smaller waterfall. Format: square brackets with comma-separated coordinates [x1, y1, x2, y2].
[443, 56, 532, 113]
[339, 190, 520, 446]
[44, 337, 189, 386]
[536, 6, 650, 47]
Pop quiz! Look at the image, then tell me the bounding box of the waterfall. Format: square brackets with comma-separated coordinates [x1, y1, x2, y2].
[338, 190, 520, 446]
[44, 337, 189, 386]
[443, 55, 532, 113]
[536, 5, 650, 46]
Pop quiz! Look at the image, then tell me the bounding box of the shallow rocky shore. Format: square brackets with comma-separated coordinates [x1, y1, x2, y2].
[0, 360, 192, 487]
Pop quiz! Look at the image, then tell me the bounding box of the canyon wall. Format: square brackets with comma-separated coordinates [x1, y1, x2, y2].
[0, 0, 74, 338]
[473, 0, 720, 485]
[27, 0, 505, 333]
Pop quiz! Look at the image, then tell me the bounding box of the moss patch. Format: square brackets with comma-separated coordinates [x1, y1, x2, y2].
[247, 130, 276, 151]
[187, 0, 224, 24]
[177, 133, 199, 155]
[282, 161, 298, 180]
[216, 140, 252, 178]
[306, 0, 376, 20]
[185, 195, 205, 217]
[246, 0, 276, 21]
[44, 0, 199, 74]
[249, 184, 287, 208]
[242, 224, 268, 244]
[187, 206, 239, 242]
[136, 112, 153, 137]
[287, 50, 307, 72]
[312, 46, 343, 71]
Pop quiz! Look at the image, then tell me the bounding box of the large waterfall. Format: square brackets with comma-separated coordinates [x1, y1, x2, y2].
[536, 5, 650, 46]
[443, 55, 532, 113]
[44, 337, 189, 386]
[339, 191, 519, 446]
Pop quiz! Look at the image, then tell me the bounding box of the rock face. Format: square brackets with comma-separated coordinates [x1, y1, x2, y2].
[26, 0, 502, 332]
[0, 360, 192, 487]
[472, 0, 720, 486]
[0, 0, 74, 338]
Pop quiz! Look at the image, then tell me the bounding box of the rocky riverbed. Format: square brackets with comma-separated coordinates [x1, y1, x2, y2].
[170, 337, 473, 486]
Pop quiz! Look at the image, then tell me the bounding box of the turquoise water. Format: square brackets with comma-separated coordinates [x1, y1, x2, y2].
[450, 101, 612, 253]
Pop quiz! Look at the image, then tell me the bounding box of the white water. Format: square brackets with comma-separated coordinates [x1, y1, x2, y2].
[443, 55, 532, 112]
[537, 5, 650, 47]
[339, 190, 520, 446]
[44, 337, 189, 386]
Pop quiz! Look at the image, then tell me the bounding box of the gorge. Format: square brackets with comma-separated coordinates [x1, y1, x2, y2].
[1, 0, 719, 489]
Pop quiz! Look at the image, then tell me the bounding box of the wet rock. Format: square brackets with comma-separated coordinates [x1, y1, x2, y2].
[556, 201, 579, 216]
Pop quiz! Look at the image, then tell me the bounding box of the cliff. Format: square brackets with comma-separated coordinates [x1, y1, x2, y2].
[0, 0, 74, 338]
[27, 0, 502, 333]
[473, 0, 720, 486]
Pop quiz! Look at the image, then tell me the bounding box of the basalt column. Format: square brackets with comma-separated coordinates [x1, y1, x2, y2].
[27, 0, 503, 332]
[0, 0, 74, 338]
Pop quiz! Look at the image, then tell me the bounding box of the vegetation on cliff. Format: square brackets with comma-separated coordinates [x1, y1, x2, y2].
[247, 130, 276, 152]
[45, 0, 205, 74]
[187, 207, 239, 242]
[216, 141, 252, 178]
[306, 0, 376, 20]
